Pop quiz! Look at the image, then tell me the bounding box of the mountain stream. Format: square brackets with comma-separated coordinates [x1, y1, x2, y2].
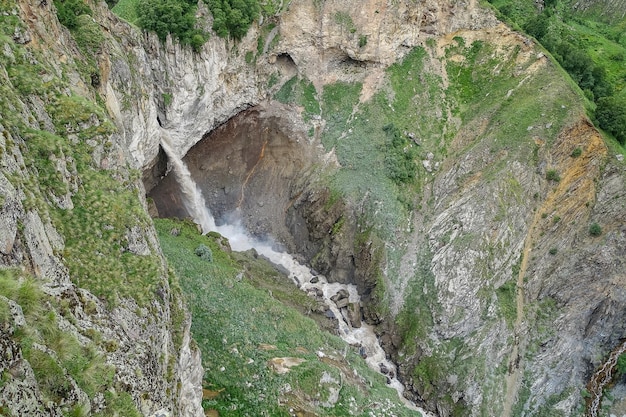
[586, 339, 626, 417]
[160, 133, 431, 415]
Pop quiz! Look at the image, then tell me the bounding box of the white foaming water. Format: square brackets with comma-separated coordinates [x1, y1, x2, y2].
[160, 137, 216, 233]
[161, 135, 430, 415]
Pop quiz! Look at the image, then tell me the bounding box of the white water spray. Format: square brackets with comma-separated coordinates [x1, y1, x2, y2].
[160, 136, 216, 234]
[160, 133, 432, 415]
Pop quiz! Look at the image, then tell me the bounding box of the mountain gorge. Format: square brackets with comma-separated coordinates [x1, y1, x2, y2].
[0, 0, 625, 416]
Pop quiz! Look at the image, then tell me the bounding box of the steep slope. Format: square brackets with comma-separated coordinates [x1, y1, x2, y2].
[127, 0, 626, 415]
[0, 0, 202, 415]
[1, 0, 625, 416]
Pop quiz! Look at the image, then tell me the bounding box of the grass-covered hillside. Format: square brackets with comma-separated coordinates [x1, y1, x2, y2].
[486, 0, 626, 145]
[155, 218, 424, 417]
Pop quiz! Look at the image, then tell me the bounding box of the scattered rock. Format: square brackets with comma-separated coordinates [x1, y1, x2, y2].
[379, 363, 389, 374]
[335, 298, 349, 309]
[258, 343, 277, 351]
[268, 357, 306, 374]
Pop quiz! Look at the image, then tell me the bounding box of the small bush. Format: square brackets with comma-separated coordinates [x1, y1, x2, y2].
[54, 0, 92, 29]
[546, 169, 560, 182]
[382, 123, 417, 185]
[589, 222, 602, 236]
[548, 247, 557, 255]
[194, 244, 213, 262]
[358, 35, 367, 48]
[570, 147, 582, 158]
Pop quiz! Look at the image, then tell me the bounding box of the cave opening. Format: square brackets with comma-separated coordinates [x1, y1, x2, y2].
[145, 101, 318, 257]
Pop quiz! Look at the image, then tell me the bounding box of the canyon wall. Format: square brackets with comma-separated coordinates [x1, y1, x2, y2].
[1, 0, 625, 415]
[0, 0, 203, 415]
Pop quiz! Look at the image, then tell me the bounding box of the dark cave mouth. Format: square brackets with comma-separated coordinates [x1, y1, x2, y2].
[144, 102, 318, 255]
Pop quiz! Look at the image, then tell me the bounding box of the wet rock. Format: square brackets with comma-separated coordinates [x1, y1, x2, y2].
[334, 298, 349, 309]
[379, 363, 389, 374]
[331, 289, 349, 303]
[310, 276, 319, 284]
[347, 302, 362, 328]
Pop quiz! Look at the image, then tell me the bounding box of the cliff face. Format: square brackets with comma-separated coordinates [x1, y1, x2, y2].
[1, 0, 625, 415]
[0, 0, 202, 415]
[97, 0, 626, 415]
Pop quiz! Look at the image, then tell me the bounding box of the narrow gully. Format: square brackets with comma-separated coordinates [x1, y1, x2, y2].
[160, 134, 434, 416]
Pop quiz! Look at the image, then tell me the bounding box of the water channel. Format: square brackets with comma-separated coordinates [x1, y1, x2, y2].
[587, 339, 626, 417]
[160, 133, 432, 415]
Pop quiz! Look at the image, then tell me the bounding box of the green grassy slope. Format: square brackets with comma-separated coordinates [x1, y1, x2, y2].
[486, 0, 626, 145]
[155, 218, 424, 417]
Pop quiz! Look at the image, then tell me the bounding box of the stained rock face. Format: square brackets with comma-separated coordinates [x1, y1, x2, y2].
[3, 0, 625, 415]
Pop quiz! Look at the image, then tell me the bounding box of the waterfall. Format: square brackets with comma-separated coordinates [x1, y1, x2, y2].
[587, 339, 626, 417]
[160, 136, 216, 234]
[159, 132, 432, 415]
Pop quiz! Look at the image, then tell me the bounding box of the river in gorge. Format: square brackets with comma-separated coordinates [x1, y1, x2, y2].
[159, 132, 433, 416]
[587, 339, 626, 417]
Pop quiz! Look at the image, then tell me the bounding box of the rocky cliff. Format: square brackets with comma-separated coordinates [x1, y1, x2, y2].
[1, 0, 625, 415]
[0, 0, 203, 415]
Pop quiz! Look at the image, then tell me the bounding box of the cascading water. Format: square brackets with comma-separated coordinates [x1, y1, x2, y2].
[160, 136, 216, 234]
[159, 132, 432, 416]
[587, 339, 626, 417]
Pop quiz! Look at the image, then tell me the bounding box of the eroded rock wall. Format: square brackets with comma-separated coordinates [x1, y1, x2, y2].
[0, 0, 202, 415]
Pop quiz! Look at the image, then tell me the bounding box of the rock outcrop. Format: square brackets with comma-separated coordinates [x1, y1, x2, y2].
[1, 0, 625, 415]
[0, 0, 202, 415]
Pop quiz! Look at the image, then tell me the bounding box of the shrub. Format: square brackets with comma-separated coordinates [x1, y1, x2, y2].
[618, 353, 626, 376]
[190, 33, 206, 53]
[136, 0, 194, 42]
[570, 147, 582, 158]
[194, 244, 213, 262]
[382, 124, 417, 185]
[54, 0, 92, 29]
[209, 0, 260, 40]
[549, 247, 557, 255]
[546, 169, 560, 182]
[589, 222, 602, 236]
[358, 35, 367, 48]
[596, 96, 626, 145]
[135, 0, 207, 51]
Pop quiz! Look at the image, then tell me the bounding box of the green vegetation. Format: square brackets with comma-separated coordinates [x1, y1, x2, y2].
[0, 270, 137, 415]
[0, 24, 163, 307]
[317, 48, 436, 235]
[570, 147, 582, 157]
[487, 0, 626, 146]
[596, 95, 626, 144]
[617, 353, 626, 376]
[395, 250, 437, 356]
[382, 123, 418, 185]
[546, 169, 561, 182]
[589, 221, 602, 236]
[155, 218, 422, 416]
[48, 0, 105, 83]
[136, 0, 207, 50]
[274, 75, 321, 120]
[496, 280, 517, 327]
[54, 0, 91, 29]
[208, 0, 260, 39]
[359, 34, 367, 48]
[194, 243, 213, 261]
[445, 37, 578, 152]
[333, 11, 356, 34]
